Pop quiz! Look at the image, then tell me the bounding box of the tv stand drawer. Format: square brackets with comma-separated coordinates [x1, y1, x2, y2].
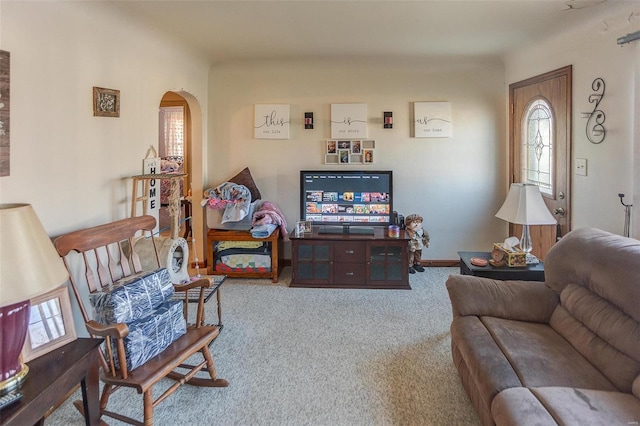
[333, 263, 366, 285]
[333, 241, 366, 263]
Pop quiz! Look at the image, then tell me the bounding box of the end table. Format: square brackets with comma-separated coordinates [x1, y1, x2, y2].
[458, 251, 545, 281]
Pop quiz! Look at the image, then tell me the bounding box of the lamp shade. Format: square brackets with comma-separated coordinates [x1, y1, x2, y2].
[0, 204, 69, 307]
[495, 183, 557, 225]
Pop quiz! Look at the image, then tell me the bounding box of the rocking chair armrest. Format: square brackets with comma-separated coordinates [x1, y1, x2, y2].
[85, 320, 129, 339]
[173, 277, 212, 292]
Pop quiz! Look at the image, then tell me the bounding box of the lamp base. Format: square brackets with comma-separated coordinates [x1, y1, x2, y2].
[0, 300, 31, 396]
[0, 364, 28, 396]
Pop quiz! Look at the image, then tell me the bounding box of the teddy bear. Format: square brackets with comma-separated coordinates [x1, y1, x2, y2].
[404, 214, 430, 274]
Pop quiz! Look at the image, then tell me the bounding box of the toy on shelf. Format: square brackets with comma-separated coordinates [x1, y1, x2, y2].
[404, 214, 430, 274]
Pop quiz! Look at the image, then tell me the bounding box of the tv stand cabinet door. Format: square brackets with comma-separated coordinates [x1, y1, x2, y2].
[291, 240, 332, 286]
[366, 241, 410, 289]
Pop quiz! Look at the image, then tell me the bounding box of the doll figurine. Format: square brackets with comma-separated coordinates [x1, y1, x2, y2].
[404, 214, 430, 274]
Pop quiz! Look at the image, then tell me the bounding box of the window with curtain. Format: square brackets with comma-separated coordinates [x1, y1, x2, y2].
[159, 106, 184, 157]
[521, 98, 554, 196]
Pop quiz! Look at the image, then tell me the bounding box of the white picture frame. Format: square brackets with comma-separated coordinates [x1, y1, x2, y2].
[414, 101, 452, 138]
[331, 103, 367, 138]
[254, 104, 290, 139]
[21, 285, 77, 362]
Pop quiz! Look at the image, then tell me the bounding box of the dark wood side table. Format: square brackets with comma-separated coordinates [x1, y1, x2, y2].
[0, 337, 103, 426]
[458, 251, 545, 281]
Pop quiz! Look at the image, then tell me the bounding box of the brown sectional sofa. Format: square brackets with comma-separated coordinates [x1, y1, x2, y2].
[446, 228, 640, 425]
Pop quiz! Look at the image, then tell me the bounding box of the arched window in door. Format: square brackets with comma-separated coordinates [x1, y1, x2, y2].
[521, 99, 554, 196]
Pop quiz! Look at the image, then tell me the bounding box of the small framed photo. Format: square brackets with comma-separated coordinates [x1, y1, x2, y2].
[337, 140, 351, 151]
[21, 285, 77, 362]
[364, 149, 374, 164]
[327, 140, 337, 154]
[339, 149, 350, 164]
[351, 140, 361, 154]
[93, 86, 120, 117]
[295, 220, 312, 237]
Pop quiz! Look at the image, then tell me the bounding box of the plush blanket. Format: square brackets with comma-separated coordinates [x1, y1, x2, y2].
[203, 182, 251, 223]
[252, 201, 288, 240]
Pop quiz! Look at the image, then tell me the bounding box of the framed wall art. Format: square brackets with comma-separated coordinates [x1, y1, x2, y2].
[331, 103, 367, 138]
[254, 104, 290, 139]
[22, 285, 77, 362]
[93, 86, 120, 117]
[413, 101, 452, 138]
[325, 140, 375, 164]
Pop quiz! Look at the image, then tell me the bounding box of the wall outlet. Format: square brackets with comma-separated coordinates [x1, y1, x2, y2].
[575, 158, 587, 176]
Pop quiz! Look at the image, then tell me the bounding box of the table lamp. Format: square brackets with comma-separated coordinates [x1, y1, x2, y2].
[495, 183, 557, 261]
[0, 204, 69, 395]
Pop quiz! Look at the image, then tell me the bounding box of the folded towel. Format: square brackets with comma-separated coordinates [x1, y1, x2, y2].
[250, 223, 277, 238]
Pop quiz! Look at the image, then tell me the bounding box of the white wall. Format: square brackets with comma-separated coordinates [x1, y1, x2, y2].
[208, 59, 507, 260]
[504, 6, 639, 238]
[0, 1, 210, 237]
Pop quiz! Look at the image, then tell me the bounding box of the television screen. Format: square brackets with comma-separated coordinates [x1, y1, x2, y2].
[300, 170, 393, 231]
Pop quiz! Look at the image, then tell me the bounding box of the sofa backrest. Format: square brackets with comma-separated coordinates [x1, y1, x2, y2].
[544, 228, 640, 393]
[545, 228, 640, 321]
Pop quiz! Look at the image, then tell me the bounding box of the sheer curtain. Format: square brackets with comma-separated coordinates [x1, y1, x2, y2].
[159, 106, 184, 157]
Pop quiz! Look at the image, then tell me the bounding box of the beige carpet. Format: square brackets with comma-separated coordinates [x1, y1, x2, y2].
[47, 267, 480, 426]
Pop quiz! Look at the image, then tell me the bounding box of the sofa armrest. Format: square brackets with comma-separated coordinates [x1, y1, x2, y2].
[446, 274, 559, 323]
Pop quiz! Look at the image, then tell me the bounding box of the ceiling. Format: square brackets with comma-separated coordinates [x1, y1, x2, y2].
[110, 0, 640, 64]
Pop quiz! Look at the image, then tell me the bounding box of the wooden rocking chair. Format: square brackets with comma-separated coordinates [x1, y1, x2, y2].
[54, 215, 228, 426]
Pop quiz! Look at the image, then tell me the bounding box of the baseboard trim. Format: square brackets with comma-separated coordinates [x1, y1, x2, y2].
[420, 260, 460, 268]
[278, 259, 458, 268]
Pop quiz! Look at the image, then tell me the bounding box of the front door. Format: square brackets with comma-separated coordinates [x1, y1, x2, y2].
[509, 66, 572, 260]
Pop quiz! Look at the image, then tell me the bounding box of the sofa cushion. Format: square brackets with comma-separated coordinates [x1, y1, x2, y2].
[492, 386, 640, 426]
[228, 167, 261, 202]
[482, 316, 617, 391]
[550, 284, 640, 393]
[446, 275, 559, 323]
[544, 228, 640, 323]
[451, 316, 524, 409]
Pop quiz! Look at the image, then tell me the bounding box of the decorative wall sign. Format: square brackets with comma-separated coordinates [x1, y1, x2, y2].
[93, 86, 120, 117]
[584, 78, 606, 144]
[331, 103, 367, 138]
[414, 101, 452, 138]
[254, 104, 290, 139]
[0, 50, 9, 176]
[142, 146, 160, 215]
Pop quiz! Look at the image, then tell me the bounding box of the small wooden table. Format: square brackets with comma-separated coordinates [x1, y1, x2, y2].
[0, 338, 103, 426]
[458, 251, 545, 281]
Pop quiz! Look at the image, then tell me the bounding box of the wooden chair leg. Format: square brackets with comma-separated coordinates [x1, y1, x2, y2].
[100, 383, 112, 413]
[143, 390, 153, 426]
[201, 346, 229, 387]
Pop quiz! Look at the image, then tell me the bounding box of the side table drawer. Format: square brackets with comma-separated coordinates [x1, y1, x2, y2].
[333, 262, 366, 285]
[333, 241, 366, 263]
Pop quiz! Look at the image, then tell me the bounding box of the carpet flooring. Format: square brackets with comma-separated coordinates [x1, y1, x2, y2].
[47, 267, 480, 426]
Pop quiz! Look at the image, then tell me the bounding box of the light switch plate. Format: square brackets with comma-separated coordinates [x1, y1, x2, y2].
[575, 158, 587, 176]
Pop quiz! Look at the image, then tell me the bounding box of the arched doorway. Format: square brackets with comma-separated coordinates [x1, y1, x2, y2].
[158, 91, 205, 269]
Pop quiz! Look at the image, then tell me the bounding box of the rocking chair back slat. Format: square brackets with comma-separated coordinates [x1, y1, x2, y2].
[117, 241, 132, 277]
[96, 247, 112, 287]
[128, 236, 144, 274]
[82, 251, 99, 293]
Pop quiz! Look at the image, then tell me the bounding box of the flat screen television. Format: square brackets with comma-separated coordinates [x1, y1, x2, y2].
[300, 170, 393, 235]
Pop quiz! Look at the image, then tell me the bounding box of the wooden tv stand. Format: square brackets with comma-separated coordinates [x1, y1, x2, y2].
[289, 226, 410, 289]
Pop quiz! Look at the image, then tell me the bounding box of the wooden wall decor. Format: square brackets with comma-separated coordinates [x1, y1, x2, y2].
[93, 86, 120, 117]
